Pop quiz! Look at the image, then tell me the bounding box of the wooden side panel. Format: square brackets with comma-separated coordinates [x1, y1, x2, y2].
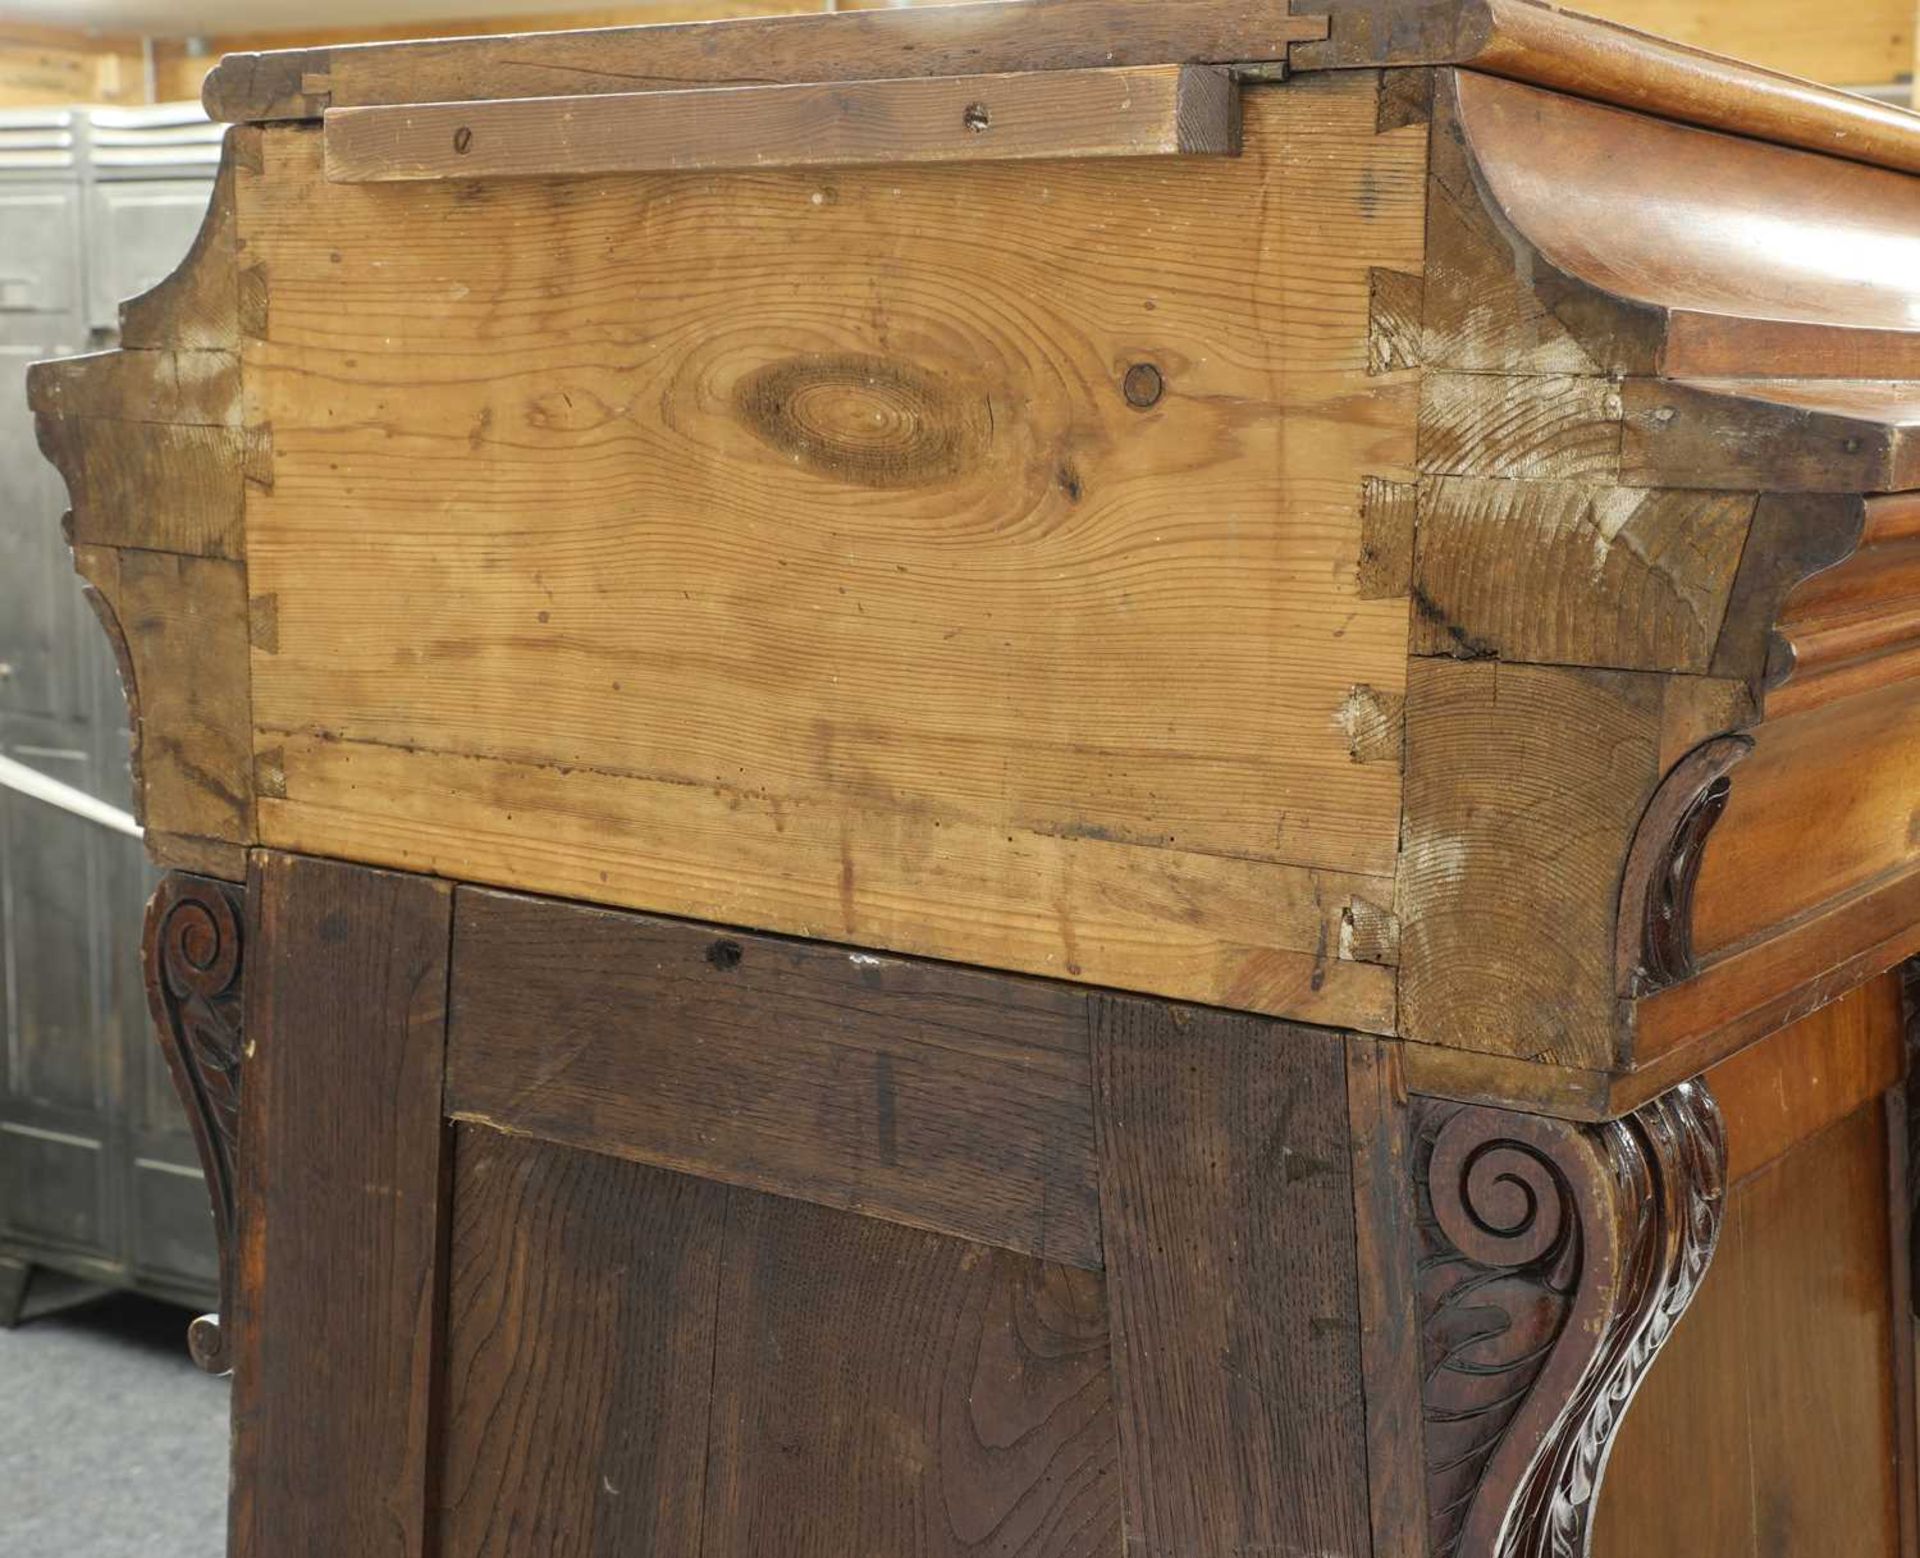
[1092, 995, 1371, 1555]
[702, 1192, 1119, 1558]
[446, 887, 1102, 1269]
[237, 72, 1423, 1030]
[1594, 1100, 1905, 1558]
[28, 130, 263, 875]
[231, 852, 454, 1558]
[436, 1128, 725, 1558]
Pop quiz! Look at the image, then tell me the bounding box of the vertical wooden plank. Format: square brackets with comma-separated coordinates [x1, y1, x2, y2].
[435, 1126, 725, 1558]
[702, 1192, 1118, 1558]
[230, 851, 453, 1558]
[1347, 1040, 1428, 1558]
[1092, 996, 1371, 1556]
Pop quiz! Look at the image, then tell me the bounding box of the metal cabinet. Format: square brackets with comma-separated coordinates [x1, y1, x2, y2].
[0, 103, 222, 1316]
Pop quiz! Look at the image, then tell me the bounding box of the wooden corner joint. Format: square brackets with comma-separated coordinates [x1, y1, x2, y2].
[1416, 1077, 1727, 1558]
[143, 871, 250, 1374]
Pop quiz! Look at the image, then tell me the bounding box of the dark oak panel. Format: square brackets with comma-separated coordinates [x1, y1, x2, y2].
[447, 888, 1101, 1269]
[231, 852, 454, 1558]
[1092, 995, 1371, 1555]
[436, 1127, 726, 1558]
[703, 1191, 1119, 1558]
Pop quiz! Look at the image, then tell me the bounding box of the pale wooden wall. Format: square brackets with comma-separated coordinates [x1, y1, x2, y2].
[1578, 0, 1913, 86]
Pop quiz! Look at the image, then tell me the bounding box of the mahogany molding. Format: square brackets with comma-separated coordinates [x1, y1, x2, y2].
[143, 871, 250, 1373]
[1415, 1077, 1727, 1557]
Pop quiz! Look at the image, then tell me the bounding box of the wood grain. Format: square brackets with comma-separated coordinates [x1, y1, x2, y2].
[204, 0, 1327, 122]
[703, 1191, 1119, 1558]
[446, 886, 1102, 1268]
[1346, 1040, 1428, 1558]
[1595, 1100, 1905, 1557]
[1400, 659, 1664, 1067]
[71, 543, 254, 851]
[325, 66, 1240, 183]
[230, 852, 454, 1558]
[239, 74, 1422, 1028]
[1412, 477, 1753, 673]
[436, 1127, 725, 1558]
[1092, 994, 1371, 1555]
[1705, 971, 1905, 1187]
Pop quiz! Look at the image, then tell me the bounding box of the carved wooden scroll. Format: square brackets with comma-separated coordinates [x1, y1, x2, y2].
[143, 871, 249, 1373]
[1416, 1078, 1726, 1558]
[1615, 735, 1753, 996]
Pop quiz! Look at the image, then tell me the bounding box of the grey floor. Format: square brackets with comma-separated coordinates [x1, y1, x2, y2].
[0, 1271, 228, 1557]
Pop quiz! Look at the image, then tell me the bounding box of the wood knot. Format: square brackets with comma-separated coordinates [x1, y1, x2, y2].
[734, 353, 988, 489]
[1122, 362, 1164, 409]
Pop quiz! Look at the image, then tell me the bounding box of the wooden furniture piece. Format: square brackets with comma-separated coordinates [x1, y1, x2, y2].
[0, 107, 223, 1322]
[28, 1, 1920, 1551]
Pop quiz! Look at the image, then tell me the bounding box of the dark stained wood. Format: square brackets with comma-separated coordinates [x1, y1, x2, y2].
[1092, 994, 1371, 1556]
[1615, 736, 1751, 997]
[230, 852, 454, 1558]
[436, 1127, 725, 1558]
[1346, 1041, 1427, 1558]
[703, 1190, 1119, 1558]
[1595, 1099, 1905, 1557]
[142, 872, 249, 1373]
[324, 65, 1241, 183]
[1414, 1079, 1726, 1558]
[447, 888, 1101, 1269]
[204, 0, 1326, 122]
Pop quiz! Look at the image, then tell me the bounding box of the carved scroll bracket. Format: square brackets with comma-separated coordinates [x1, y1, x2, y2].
[1416, 1077, 1726, 1558]
[144, 871, 249, 1374]
[1616, 736, 1753, 996]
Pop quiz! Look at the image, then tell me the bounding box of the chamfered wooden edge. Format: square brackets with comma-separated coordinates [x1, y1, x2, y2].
[199, 0, 1920, 184]
[142, 870, 250, 1374]
[26, 126, 263, 869]
[324, 65, 1242, 184]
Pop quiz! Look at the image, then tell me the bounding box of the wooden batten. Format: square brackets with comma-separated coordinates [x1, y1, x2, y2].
[324, 65, 1242, 182]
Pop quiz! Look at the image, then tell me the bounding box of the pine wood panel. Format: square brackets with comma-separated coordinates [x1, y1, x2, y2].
[445, 885, 1103, 1268]
[1092, 994, 1372, 1554]
[436, 1127, 725, 1558]
[1594, 1099, 1905, 1557]
[703, 1191, 1119, 1558]
[1575, 0, 1913, 87]
[230, 852, 454, 1558]
[237, 73, 1423, 1028]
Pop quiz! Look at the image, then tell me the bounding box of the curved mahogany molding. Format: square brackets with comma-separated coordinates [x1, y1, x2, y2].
[1615, 736, 1754, 997]
[1416, 1079, 1726, 1558]
[143, 872, 249, 1374]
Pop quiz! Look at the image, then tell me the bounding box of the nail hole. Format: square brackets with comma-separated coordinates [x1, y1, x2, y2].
[453, 126, 473, 154]
[706, 939, 744, 971]
[1123, 362, 1164, 409]
[962, 102, 991, 133]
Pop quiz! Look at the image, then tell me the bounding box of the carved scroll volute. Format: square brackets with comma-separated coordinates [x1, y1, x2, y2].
[1417, 1079, 1726, 1558]
[144, 872, 248, 1374]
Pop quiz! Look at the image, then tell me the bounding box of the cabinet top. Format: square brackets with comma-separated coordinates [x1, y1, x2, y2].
[198, 0, 1920, 177]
